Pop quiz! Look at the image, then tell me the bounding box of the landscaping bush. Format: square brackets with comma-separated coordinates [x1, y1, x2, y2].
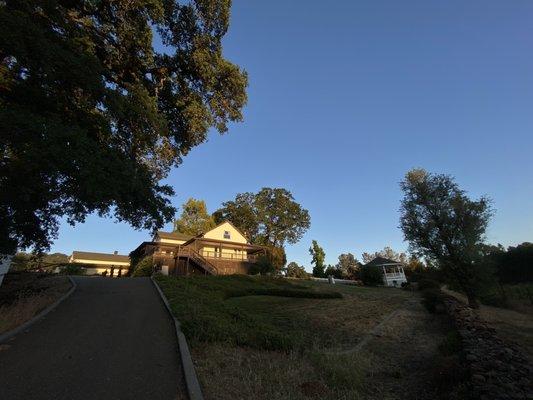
[360, 265, 383, 286]
[249, 254, 276, 275]
[225, 288, 342, 299]
[131, 256, 153, 277]
[418, 278, 441, 291]
[421, 288, 445, 313]
[58, 264, 86, 275]
[285, 262, 309, 279]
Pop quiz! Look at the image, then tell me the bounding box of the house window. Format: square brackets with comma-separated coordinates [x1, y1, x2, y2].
[223, 230, 231, 239]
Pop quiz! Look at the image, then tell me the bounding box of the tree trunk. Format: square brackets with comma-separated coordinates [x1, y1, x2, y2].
[465, 289, 479, 309]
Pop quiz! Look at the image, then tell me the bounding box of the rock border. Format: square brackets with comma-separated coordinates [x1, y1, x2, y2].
[150, 275, 204, 400]
[0, 275, 77, 344]
[442, 296, 532, 400]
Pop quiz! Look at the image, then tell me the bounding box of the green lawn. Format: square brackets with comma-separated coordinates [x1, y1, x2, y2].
[154, 274, 424, 400]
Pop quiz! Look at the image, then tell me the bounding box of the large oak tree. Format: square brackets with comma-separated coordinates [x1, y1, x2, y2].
[400, 168, 493, 307]
[0, 0, 247, 254]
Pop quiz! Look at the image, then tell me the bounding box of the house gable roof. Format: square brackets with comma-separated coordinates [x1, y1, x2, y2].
[155, 231, 193, 241]
[364, 256, 403, 267]
[71, 251, 130, 263]
[200, 221, 249, 243]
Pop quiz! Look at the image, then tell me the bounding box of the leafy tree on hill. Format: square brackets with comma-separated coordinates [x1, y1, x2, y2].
[400, 168, 493, 308]
[485, 242, 533, 284]
[174, 198, 215, 235]
[214, 188, 311, 247]
[0, 0, 247, 254]
[362, 246, 407, 264]
[336, 252, 360, 280]
[10, 252, 69, 271]
[285, 262, 308, 279]
[309, 240, 326, 278]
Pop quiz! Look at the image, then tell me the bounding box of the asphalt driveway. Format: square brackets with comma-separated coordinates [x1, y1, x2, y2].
[0, 276, 186, 400]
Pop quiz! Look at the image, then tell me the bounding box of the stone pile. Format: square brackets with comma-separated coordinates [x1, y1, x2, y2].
[443, 297, 532, 400]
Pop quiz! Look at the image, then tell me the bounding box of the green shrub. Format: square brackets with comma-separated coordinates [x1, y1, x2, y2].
[418, 278, 441, 291]
[249, 254, 276, 275]
[58, 264, 86, 275]
[478, 291, 508, 308]
[131, 256, 153, 277]
[360, 265, 383, 286]
[421, 288, 444, 313]
[225, 288, 342, 299]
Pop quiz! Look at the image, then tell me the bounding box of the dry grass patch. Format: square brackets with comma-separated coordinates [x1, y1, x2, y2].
[0, 273, 71, 334]
[192, 343, 371, 400]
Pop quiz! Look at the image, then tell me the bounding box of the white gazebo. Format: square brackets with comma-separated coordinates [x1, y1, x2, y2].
[364, 256, 407, 287]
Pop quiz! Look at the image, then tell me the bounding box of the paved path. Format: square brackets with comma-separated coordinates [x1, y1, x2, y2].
[0, 277, 186, 400]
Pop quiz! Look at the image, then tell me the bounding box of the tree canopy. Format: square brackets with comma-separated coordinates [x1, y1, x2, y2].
[362, 246, 407, 264]
[214, 188, 310, 247]
[285, 261, 308, 279]
[173, 198, 215, 235]
[400, 168, 493, 307]
[335, 253, 360, 279]
[309, 240, 326, 278]
[0, 0, 247, 254]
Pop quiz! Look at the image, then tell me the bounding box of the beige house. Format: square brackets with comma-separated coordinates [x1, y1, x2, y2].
[131, 221, 266, 276]
[69, 251, 130, 276]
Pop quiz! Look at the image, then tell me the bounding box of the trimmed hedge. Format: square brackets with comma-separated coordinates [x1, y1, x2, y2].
[225, 288, 343, 299]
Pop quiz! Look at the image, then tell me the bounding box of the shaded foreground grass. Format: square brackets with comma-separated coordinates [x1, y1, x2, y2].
[155, 275, 433, 399]
[154, 274, 344, 351]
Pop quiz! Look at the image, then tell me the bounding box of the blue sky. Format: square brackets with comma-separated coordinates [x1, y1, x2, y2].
[51, 0, 533, 270]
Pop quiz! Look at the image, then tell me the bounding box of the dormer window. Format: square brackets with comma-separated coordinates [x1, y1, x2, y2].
[223, 230, 231, 239]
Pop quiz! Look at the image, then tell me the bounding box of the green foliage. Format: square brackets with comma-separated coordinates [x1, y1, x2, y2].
[131, 256, 153, 277]
[58, 263, 86, 276]
[214, 188, 311, 247]
[0, 0, 247, 254]
[310, 240, 326, 278]
[400, 168, 493, 308]
[154, 274, 342, 351]
[9, 252, 69, 271]
[362, 246, 407, 264]
[360, 265, 383, 286]
[489, 242, 533, 284]
[249, 247, 287, 275]
[249, 254, 276, 275]
[173, 198, 215, 235]
[335, 253, 360, 280]
[285, 261, 308, 279]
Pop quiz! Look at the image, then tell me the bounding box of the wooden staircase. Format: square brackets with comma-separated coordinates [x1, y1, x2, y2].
[175, 246, 218, 275]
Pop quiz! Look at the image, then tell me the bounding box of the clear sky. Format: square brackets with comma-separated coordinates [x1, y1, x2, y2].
[51, 0, 533, 270]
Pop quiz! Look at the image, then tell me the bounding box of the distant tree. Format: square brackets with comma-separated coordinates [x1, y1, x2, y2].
[324, 264, 341, 278]
[214, 188, 311, 247]
[0, 0, 247, 254]
[489, 242, 533, 284]
[10, 252, 69, 271]
[400, 168, 493, 308]
[174, 198, 215, 235]
[309, 240, 326, 278]
[336, 253, 360, 280]
[285, 262, 308, 279]
[362, 246, 407, 264]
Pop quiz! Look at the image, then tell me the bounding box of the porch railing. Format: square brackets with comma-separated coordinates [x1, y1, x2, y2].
[199, 251, 259, 262]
